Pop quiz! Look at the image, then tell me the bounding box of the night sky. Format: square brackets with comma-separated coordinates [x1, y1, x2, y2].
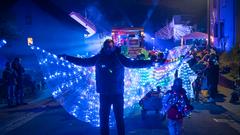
[49, 0, 207, 32]
[0, 0, 207, 35]
[0, 0, 208, 62]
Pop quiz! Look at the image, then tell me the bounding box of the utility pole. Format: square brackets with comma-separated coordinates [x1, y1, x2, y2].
[207, 0, 211, 49]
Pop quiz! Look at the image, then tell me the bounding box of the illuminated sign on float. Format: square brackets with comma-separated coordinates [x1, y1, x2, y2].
[69, 12, 96, 38]
[111, 27, 144, 57]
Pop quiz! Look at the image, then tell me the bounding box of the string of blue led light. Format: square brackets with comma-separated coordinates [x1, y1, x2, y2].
[30, 45, 196, 127]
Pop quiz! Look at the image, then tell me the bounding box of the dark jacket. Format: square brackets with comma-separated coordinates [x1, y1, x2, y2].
[65, 51, 153, 95]
[2, 68, 16, 85]
[205, 64, 219, 85]
[12, 63, 25, 86]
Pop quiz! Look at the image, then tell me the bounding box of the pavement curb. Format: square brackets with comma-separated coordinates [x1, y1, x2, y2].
[217, 85, 240, 124]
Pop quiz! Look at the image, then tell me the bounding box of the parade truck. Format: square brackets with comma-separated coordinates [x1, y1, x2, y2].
[112, 27, 144, 58]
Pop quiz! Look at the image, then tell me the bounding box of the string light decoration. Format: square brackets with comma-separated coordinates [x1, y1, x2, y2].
[155, 22, 173, 40]
[161, 90, 192, 118]
[155, 21, 192, 40]
[173, 24, 192, 40]
[30, 45, 196, 127]
[166, 45, 192, 60]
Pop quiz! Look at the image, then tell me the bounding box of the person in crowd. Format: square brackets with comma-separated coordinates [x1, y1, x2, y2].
[139, 86, 162, 104]
[2, 62, 16, 107]
[12, 57, 25, 105]
[157, 52, 166, 63]
[237, 48, 240, 79]
[239, 61, 240, 79]
[60, 39, 158, 135]
[192, 72, 202, 102]
[161, 78, 193, 135]
[187, 54, 198, 68]
[205, 60, 219, 102]
[137, 53, 145, 60]
[200, 72, 209, 98]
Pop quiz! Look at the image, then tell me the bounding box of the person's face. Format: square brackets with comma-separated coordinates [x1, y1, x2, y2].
[108, 42, 114, 48]
[6, 63, 10, 69]
[174, 79, 182, 89]
[105, 41, 115, 53]
[175, 82, 181, 87]
[196, 57, 200, 61]
[15, 58, 21, 64]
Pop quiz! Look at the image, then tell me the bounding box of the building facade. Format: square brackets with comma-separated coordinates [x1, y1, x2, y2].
[210, 0, 239, 51]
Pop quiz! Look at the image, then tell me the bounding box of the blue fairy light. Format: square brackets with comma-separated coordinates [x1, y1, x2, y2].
[30, 45, 196, 127]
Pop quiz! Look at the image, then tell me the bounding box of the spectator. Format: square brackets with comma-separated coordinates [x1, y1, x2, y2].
[192, 72, 202, 102]
[238, 48, 240, 78]
[12, 57, 26, 105]
[205, 60, 219, 102]
[2, 62, 16, 107]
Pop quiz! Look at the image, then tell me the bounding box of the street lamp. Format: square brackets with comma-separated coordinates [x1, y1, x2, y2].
[0, 39, 7, 48]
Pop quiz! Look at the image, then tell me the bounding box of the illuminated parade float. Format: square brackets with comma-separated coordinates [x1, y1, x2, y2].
[28, 41, 196, 127]
[111, 27, 144, 58]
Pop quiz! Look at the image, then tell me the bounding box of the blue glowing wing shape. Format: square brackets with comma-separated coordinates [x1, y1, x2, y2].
[31, 45, 196, 127]
[30, 46, 101, 126]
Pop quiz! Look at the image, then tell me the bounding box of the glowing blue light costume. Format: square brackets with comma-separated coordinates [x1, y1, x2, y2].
[28, 45, 196, 127]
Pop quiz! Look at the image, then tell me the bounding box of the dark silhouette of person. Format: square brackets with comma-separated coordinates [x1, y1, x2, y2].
[12, 57, 25, 105]
[60, 39, 157, 135]
[238, 48, 240, 78]
[193, 72, 202, 102]
[2, 62, 16, 106]
[205, 60, 219, 102]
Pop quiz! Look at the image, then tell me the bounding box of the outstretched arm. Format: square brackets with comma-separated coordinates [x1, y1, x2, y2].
[61, 54, 98, 67]
[118, 54, 155, 68]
